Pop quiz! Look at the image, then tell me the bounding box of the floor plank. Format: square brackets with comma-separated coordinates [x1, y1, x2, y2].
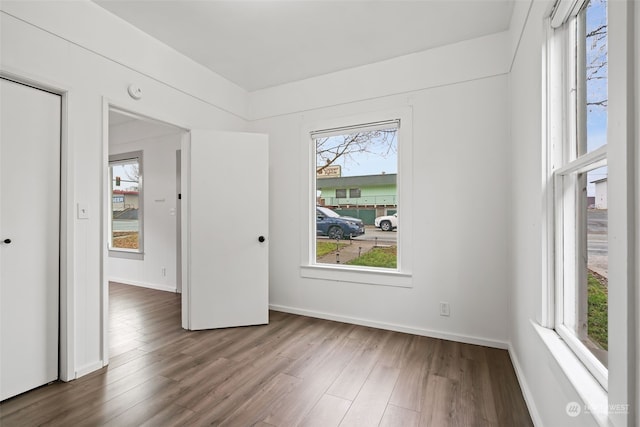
[339, 364, 401, 426]
[0, 282, 533, 427]
[299, 394, 352, 427]
[379, 404, 420, 427]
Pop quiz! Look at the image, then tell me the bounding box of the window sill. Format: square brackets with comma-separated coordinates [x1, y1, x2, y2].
[531, 320, 609, 426]
[300, 264, 412, 288]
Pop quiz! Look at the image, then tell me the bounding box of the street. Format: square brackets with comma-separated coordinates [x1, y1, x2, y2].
[588, 209, 608, 277]
[355, 226, 397, 243]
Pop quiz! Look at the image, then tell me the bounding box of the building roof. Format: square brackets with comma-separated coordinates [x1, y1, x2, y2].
[316, 173, 397, 189]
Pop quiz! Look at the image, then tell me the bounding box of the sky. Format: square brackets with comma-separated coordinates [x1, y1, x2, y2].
[585, 0, 608, 196]
[111, 164, 139, 192]
[316, 129, 398, 178]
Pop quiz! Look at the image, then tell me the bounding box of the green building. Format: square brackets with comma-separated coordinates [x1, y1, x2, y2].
[317, 173, 397, 224]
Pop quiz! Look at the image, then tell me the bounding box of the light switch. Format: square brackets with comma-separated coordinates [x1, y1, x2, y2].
[77, 203, 89, 219]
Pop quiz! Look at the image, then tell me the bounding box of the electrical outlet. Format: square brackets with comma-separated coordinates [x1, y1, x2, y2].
[439, 302, 450, 317]
[161, 267, 166, 277]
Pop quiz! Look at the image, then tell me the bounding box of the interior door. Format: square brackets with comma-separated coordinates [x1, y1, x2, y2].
[182, 130, 268, 330]
[0, 78, 60, 400]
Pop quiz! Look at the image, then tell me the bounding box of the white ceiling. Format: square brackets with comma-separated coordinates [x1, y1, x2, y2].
[94, 0, 514, 92]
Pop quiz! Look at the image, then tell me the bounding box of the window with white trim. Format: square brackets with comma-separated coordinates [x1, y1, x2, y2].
[109, 151, 143, 255]
[313, 120, 399, 269]
[548, 0, 608, 387]
[301, 108, 413, 286]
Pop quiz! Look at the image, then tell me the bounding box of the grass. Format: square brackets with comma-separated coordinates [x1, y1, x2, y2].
[347, 246, 397, 268]
[588, 272, 608, 350]
[316, 241, 347, 257]
[112, 232, 139, 250]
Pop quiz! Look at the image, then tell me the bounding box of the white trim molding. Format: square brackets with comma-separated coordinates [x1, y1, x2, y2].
[270, 304, 509, 350]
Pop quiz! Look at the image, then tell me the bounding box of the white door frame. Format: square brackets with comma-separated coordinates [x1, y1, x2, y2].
[100, 98, 189, 366]
[0, 69, 73, 382]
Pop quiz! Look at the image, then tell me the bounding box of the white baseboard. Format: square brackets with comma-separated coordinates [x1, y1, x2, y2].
[108, 277, 177, 293]
[508, 343, 543, 427]
[269, 304, 508, 350]
[75, 360, 104, 379]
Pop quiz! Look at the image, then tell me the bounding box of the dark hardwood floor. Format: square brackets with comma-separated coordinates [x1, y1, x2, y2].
[0, 282, 533, 426]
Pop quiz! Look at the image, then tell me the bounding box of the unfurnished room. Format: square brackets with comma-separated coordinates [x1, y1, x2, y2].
[0, 1, 638, 426]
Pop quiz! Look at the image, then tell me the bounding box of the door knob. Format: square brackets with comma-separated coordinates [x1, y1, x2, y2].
[3, 239, 11, 244]
[258, 236, 265, 243]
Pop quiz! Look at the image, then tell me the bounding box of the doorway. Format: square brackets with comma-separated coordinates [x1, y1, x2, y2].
[105, 108, 186, 359]
[102, 105, 270, 365]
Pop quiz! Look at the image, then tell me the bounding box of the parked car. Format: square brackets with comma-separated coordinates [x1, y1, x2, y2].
[316, 206, 365, 240]
[374, 212, 398, 231]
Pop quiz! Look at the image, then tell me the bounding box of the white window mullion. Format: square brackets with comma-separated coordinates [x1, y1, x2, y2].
[560, 173, 578, 332]
[555, 145, 607, 175]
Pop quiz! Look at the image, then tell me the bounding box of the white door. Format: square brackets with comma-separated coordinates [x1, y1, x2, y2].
[182, 130, 268, 330]
[0, 78, 60, 400]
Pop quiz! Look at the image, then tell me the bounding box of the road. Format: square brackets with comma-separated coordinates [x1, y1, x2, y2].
[355, 226, 397, 243]
[317, 226, 397, 244]
[588, 209, 608, 277]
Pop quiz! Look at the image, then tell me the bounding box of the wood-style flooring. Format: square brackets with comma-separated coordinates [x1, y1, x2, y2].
[0, 282, 533, 426]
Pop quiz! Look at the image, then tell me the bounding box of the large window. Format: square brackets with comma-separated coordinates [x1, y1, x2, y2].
[109, 151, 143, 255]
[301, 109, 413, 287]
[549, 0, 608, 387]
[312, 120, 399, 270]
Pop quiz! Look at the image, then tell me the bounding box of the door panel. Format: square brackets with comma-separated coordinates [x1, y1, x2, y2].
[182, 130, 268, 330]
[0, 78, 60, 400]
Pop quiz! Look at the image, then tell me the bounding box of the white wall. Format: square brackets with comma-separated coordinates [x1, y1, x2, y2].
[249, 34, 512, 348]
[0, 2, 246, 378]
[249, 31, 510, 120]
[108, 119, 183, 292]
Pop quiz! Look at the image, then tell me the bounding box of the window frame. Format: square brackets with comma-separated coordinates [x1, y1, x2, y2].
[543, 1, 637, 423]
[545, 0, 609, 390]
[300, 108, 413, 287]
[108, 150, 144, 259]
[349, 188, 361, 198]
[554, 151, 608, 388]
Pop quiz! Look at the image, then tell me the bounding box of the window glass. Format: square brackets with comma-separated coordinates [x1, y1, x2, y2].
[110, 156, 142, 252]
[552, 0, 608, 384]
[582, 0, 608, 155]
[314, 124, 398, 269]
[580, 0, 608, 364]
[585, 167, 608, 366]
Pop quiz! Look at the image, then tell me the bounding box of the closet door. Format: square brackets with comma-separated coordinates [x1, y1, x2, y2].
[0, 78, 60, 400]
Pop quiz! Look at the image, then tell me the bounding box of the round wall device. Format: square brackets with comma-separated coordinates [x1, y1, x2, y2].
[127, 84, 143, 100]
